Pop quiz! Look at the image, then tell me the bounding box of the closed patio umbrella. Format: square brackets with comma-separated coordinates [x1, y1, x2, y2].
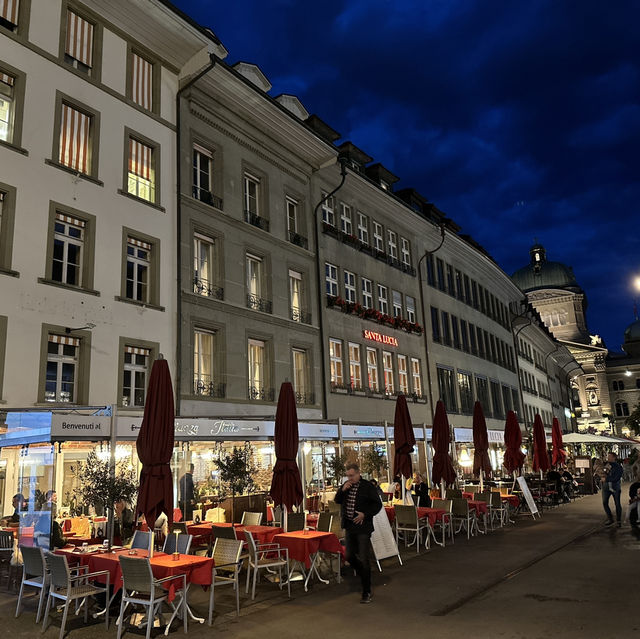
[393, 394, 416, 502]
[503, 410, 525, 476]
[551, 417, 567, 468]
[269, 382, 303, 528]
[431, 400, 456, 494]
[135, 356, 175, 530]
[472, 401, 492, 490]
[532, 414, 550, 474]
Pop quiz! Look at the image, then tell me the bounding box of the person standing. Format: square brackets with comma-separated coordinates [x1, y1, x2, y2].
[412, 472, 431, 507]
[334, 463, 382, 604]
[179, 463, 195, 520]
[602, 452, 623, 527]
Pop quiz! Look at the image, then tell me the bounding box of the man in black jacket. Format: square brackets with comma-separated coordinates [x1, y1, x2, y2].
[334, 462, 382, 604]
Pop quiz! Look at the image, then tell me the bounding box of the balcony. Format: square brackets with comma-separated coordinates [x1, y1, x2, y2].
[321, 221, 342, 239]
[248, 386, 275, 402]
[246, 294, 272, 314]
[291, 306, 312, 324]
[244, 210, 269, 232]
[295, 392, 315, 406]
[193, 378, 226, 398]
[288, 231, 308, 250]
[192, 187, 223, 210]
[193, 277, 224, 300]
[401, 262, 417, 277]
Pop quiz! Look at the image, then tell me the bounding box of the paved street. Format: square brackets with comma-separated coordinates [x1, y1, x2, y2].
[2, 493, 637, 639]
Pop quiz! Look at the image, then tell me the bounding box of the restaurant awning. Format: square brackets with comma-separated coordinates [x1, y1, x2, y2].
[562, 432, 635, 444]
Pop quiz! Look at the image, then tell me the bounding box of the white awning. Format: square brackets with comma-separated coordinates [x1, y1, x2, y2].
[562, 432, 633, 444]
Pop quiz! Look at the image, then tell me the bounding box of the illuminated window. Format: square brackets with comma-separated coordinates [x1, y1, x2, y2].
[411, 358, 422, 397]
[329, 338, 343, 386]
[383, 351, 394, 396]
[127, 137, 155, 202]
[367, 348, 379, 392]
[398, 355, 408, 394]
[349, 343, 362, 389]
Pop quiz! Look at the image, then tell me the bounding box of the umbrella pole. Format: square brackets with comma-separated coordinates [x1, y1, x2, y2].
[512, 470, 517, 492]
[480, 469, 484, 493]
[401, 474, 406, 503]
[283, 504, 288, 532]
[440, 479, 445, 500]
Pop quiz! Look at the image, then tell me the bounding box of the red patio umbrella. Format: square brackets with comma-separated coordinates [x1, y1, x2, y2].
[431, 400, 456, 488]
[472, 401, 492, 481]
[269, 382, 303, 512]
[532, 414, 550, 473]
[393, 394, 416, 483]
[551, 417, 567, 468]
[503, 410, 525, 475]
[135, 357, 175, 528]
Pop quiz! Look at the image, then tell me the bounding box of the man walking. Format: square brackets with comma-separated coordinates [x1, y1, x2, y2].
[179, 463, 195, 520]
[334, 463, 382, 604]
[602, 452, 623, 527]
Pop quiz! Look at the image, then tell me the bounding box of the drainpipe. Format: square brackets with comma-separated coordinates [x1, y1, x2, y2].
[175, 54, 217, 415]
[312, 159, 348, 420]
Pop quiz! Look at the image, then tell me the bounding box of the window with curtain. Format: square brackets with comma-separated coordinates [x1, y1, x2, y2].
[193, 233, 214, 296]
[367, 348, 379, 392]
[292, 349, 308, 400]
[411, 358, 422, 397]
[131, 52, 153, 110]
[128, 138, 154, 202]
[126, 236, 151, 302]
[122, 345, 149, 407]
[289, 270, 304, 321]
[349, 343, 362, 389]
[52, 212, 84, 286]
[248, 339, 265, 393]
[329, 338, 343, 386]
[194, 329, 216, 395]
[0, 0, 19, 30]
[383, 351, 394, 396]
[458, 371, 473, 414]
[246, 253, 262, 298]
[398, 355, 409, 394]
[59, 103, 91, 174]
[65, 9, 94, 74]
[437, 366, 457, 413]
[45, 334, 79, 403]
[0, 72, 15, 143]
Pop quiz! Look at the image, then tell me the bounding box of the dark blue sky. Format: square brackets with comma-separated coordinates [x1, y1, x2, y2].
[175, 0, 639, 350]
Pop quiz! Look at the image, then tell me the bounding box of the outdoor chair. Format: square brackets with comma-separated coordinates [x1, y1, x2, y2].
[394, 504, 428, 553]
[0, 530, 13, 585]
[117, 555, 186, 639]
[240, 511, 263, 526]
[451, 498, 476, 540]
[130, 530, 153, 554]
[15, 545, 48, 623]
[465, 485, 481, 494]
[474, 492, 493, 531]
[244, 531, 290, 601]
[445, 488, 462, 499]
[271, 505, 283, 527]
[169, 521, 188, 535]
[162, 532, 192, 555]
[490, 491, 509, 527]
[432, 499, 454, 546]
[212, 525, 237, 540]
[41, 552, 110, 639]
[315, 512, 333, 532]
[208, 538, 243, 624]
[285, 512, 306, 532]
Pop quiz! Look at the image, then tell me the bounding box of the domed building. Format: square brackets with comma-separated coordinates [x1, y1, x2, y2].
[512, 243, 613, 434]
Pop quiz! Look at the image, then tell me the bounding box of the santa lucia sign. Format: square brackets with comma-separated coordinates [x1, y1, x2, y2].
[362, 329, 398, 347]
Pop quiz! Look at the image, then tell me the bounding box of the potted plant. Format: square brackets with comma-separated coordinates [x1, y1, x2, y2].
[326, 452, 348, 487]
[214, 443, 256, 522]
[361, 445, 388, 480]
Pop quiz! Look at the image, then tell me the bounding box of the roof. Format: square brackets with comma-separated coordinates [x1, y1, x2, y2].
[512, 260, 580, 292]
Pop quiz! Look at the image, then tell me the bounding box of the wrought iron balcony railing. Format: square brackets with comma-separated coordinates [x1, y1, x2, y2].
[291, 307, 312, 324]
[246, 294, 272, 314]
[193, 277, 224, 299]
[248, 386, 275, 402]
[244, 210, 270, 232]
[192, 187, 223, 210]
[193, 378, 226, 398]
[288, 231, 308, 249]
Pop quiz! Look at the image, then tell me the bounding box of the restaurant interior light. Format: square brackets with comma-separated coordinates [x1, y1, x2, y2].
[459, 447, 473, 467]
[303, 441, 312, 455]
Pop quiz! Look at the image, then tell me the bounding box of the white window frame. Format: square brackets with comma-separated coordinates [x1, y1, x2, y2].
[367, 347, 379, 392]
[286, 196, 298, 234]
[392, 290, 403, 318]
[45, 338, 78, 403]
[52, 215, 84, 287]
[192, 144, 212, 202]
[126, 238, 150, 303]
[193, 232, 214, 295]
[357, 212, 369, 244]
[373, 221, 384, 252]
[406, 296, 416, 323]
[397, 354, 409, 394]
[194, 329, 215, 394]
[122, 347, 149, 408]
[329, 338, 343, 386]
[411, 358, 422, 397]
[401, 237, 411, 265]
[383, 351, 395, 396]
[361, 277, 373, 309]
[246, 253, 263, 298]
[325, 262, 338, 297]
[378, 284, 388, 314]
[244, 173, 260, 216]
[321, 193, 335, 226]
[387, 230, 398, 259]
[340, 203, 352, 235]
[0, 73, 15, 143]
[349, 342, 362, 390]
[344, 270, 356, 303]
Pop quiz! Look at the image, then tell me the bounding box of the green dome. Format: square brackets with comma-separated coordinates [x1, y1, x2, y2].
[624, 320, 640, 344]
[511, 243, 580, 292]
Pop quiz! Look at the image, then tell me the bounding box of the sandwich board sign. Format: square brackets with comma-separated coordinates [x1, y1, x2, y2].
[516, 476, 540, 519]
[370, 501, 402, 571]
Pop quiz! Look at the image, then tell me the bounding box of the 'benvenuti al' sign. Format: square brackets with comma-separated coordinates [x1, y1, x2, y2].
[51, 415, 111, 439]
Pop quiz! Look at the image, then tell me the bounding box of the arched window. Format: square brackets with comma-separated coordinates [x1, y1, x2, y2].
[612, 380, 625, 391]
[612, 381, 618, 391]
[616, 402, 630, 417]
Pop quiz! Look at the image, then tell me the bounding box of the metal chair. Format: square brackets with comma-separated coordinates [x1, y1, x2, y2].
[445, 488, 462, 499]
[130, 530, 153, 554]
[394, 505, 428, 553]
[315, 512, 333, 532]
[212, 525, 237, 540]
[169, 521, 188, 535]
[162, 532, 192, 555]
[285, 512, 305, 532]
[0, 530, 13, 586]
[208, 538, 243, 624]
[465, 485, 481, 494]
[272, 505, 283, 527]
[244, 531, 290, 601]
[41, 552, 110, 639]
[451, 498, 476, 539]
[117, 555, 186, 639]
[490, 491, 509, 527]
[240, 511, 263, 526]
[15, 545, 48, 622]
[432, 499, 454, 546]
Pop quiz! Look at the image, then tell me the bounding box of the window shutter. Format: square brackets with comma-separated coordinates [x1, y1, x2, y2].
[49, 334, 80, 347]
[128, 138, 152, 180]
[55, 212, 85, 228]
[125, 345, 150, 356]
[65, 10, 94, 68]
[0, 0, 19, 26]
[0, 73, 14, 87]
[59, 104, 90, 174]
[131, 53, 153, 110]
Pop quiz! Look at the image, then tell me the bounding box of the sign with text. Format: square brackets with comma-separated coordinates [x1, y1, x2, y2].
[516, 476, 540, 518]
[370, 501, 402, 570]
[362, 329, 398, 347]
[51, 415, 111, 439]
[341, 424, 386, 440]
[116, 417, 275, 439]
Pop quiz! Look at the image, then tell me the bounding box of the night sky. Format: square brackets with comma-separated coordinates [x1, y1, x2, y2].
[175, 0, 639, 351]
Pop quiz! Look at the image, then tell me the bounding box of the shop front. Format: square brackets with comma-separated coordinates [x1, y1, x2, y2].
[453, 427, 506, 480]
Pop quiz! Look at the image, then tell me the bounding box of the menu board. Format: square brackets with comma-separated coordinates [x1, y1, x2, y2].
[516, 476, 540, 518]
[370, 503, 402, 570]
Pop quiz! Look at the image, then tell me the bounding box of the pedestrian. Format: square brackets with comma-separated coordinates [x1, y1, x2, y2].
[334, 462, 382, 604]
[601, 452, 623, 527]
[179, 463, 195, 520]
[412, 472, 431, 507]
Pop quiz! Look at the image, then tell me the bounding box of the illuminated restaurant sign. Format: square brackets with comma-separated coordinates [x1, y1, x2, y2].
[362, 329, 398, 347]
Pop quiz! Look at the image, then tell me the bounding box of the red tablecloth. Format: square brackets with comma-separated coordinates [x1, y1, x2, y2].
[241, 525, 282, 545]
[462, 492, 475, 500]
[385, 506, 447, 527]
[501, 494, 520, 508]
[468, 501, 488, 515]
[273, 531, 344, 569]
[306, 514, 319, 529]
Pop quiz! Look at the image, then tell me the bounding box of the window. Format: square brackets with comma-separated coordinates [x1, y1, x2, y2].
[471, 281, 479, 309]
[458, 371, 473, 414]
[451, 315, 460, 349]
[244, 173, 260, 215]
[411, 358, 422, 397]
[406, 296, 416, 323]
[373, 221, 384, 252]
[45, 334, 78, 403]
[325, 262, 338, 297]
[289, 270, 306, 322]
[367, 348, 379, 392]
[615, 402, 630, 417]
[511, 388, 521, 415]
[0, 71, 15, 143]
[292, 349, 309, 402]
[321, 193, 335, 226]
[446, 263, 454, 295]
[349, 343, 362, 389]
[398, 355, 409, 394]
[469, 323, 477, 353]
[478, 285, 486, 314]
[383, 351, 394, 395]
[387, 230, 398, 259]
[475, 376, 490, 416]
[612, 380, 624, 391]
[329, 338, 343, 387]
[426, 254, 435, 286]
[286, 197, 298, 234]
[248, 339, 266, 396]
[0, 0, 20, 31]
[52, 212, 84, 286]
[502, 384, 513, 414]
[357, 212, 369, 244]
[193, 233, 215, 296]
[441, 311, 451, 346]
[194, 329, 216, 395]
[246, 253, 266, 308]
[361, 278, 373, 308]
[431, 307, 441, 342]
[460, 320, 469, 352]
[126, 236, 150, 303]
[59, 103, 92, 175]
[122, 345, 149, 407]
[637, 378, 640, 390]
[378, 285, 388, 314]
[400, 237, 411, 266]
[130, 51, 153, 110]
[392, 290, 403, 317]
[463, 275, 472, 305]
[340, 203, 352, 235]
[128, 137, 155, 202]
[437, 366, 457, 412]
[436, 258, 445, 291]
[192, 144, 213, 203]
[64, 9, 94, 75]
[455, 270, 464, 300]
[476, 326, 485, 358]
[344, 270, 356, 303]
[490, 380, 504, 419]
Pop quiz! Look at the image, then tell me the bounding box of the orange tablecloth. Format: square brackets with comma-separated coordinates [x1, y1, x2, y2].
[273, 531, 344, 569]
